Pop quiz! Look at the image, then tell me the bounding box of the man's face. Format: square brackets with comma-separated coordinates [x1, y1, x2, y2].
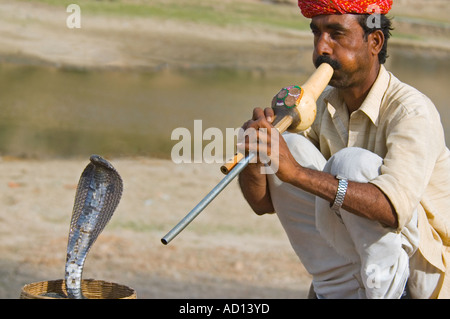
[310, 14, 376, 89]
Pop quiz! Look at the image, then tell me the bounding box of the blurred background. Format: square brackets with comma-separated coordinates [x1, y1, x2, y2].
[0, 0, 448, 300]
[0, 0, 448, 159]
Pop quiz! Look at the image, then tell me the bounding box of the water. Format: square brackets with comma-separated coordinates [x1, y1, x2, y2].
[0, 47, 448, 159]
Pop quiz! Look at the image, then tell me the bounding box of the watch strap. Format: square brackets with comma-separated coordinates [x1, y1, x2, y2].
[330, 175, 348, 212]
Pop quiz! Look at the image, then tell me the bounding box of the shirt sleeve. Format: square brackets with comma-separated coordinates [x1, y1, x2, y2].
[369, 94, 445, 231]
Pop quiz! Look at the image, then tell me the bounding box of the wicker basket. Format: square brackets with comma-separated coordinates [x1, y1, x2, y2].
[20, 279, 137, 299]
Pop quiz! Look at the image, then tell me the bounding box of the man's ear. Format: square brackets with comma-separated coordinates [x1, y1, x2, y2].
[368, 30, 385, 57]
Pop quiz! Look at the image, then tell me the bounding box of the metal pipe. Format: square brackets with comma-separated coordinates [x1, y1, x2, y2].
[161, 152, 256, 245]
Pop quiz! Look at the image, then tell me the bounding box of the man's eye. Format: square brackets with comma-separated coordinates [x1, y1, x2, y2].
[331, 31, 345, 38]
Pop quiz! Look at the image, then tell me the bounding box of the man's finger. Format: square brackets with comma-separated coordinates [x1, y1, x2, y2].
[252, 107, 265, 120]
[264, 107, 275, 123]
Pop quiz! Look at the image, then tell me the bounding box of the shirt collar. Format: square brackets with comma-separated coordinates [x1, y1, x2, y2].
[358, 65, 390, 126]
[323, 65, 391, 127]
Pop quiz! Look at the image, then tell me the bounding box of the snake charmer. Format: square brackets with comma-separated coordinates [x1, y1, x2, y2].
[238, 0, 450, 298]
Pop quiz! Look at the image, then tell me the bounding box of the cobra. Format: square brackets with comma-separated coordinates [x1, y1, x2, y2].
[65, 155, 123, 299]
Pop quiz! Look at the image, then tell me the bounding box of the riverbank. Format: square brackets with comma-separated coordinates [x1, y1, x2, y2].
[0, 0, 448, 73]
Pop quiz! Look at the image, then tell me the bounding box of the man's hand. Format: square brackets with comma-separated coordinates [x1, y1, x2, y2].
[238, 107, 302, 184]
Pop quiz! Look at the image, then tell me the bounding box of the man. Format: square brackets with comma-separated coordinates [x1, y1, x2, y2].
[238, 0, 450, 298]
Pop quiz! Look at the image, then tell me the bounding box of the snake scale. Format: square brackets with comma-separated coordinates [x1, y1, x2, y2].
[64, 155, 123, 299]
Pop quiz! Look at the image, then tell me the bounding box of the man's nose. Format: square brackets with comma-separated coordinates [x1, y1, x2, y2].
[315, 33, 333, 56]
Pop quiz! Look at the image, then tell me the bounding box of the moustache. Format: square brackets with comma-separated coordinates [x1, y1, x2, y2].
[314, 55, 342, 70]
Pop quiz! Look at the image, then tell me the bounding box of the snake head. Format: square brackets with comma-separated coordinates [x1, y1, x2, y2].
[89, 154, 116, 171]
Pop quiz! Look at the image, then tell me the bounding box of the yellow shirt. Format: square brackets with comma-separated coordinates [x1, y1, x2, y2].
[305, 65, 450, 298]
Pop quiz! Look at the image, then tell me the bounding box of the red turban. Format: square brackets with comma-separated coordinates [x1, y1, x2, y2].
[298, 0, 393, 18]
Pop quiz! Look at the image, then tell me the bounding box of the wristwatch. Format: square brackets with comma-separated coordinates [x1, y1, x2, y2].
[330, 175, 348, 212]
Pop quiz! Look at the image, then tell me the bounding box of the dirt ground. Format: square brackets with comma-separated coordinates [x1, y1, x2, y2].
[0, 0, 448, 299]
[1, 157, 311, 299]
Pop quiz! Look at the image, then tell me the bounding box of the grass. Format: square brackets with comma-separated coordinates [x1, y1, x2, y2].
[21, 0, 449, 48]
[22, 0, 311, 31]
[18, 0, 450, 52]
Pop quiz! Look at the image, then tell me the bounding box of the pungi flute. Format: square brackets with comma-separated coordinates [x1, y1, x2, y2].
[161, 62, 334, 245]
